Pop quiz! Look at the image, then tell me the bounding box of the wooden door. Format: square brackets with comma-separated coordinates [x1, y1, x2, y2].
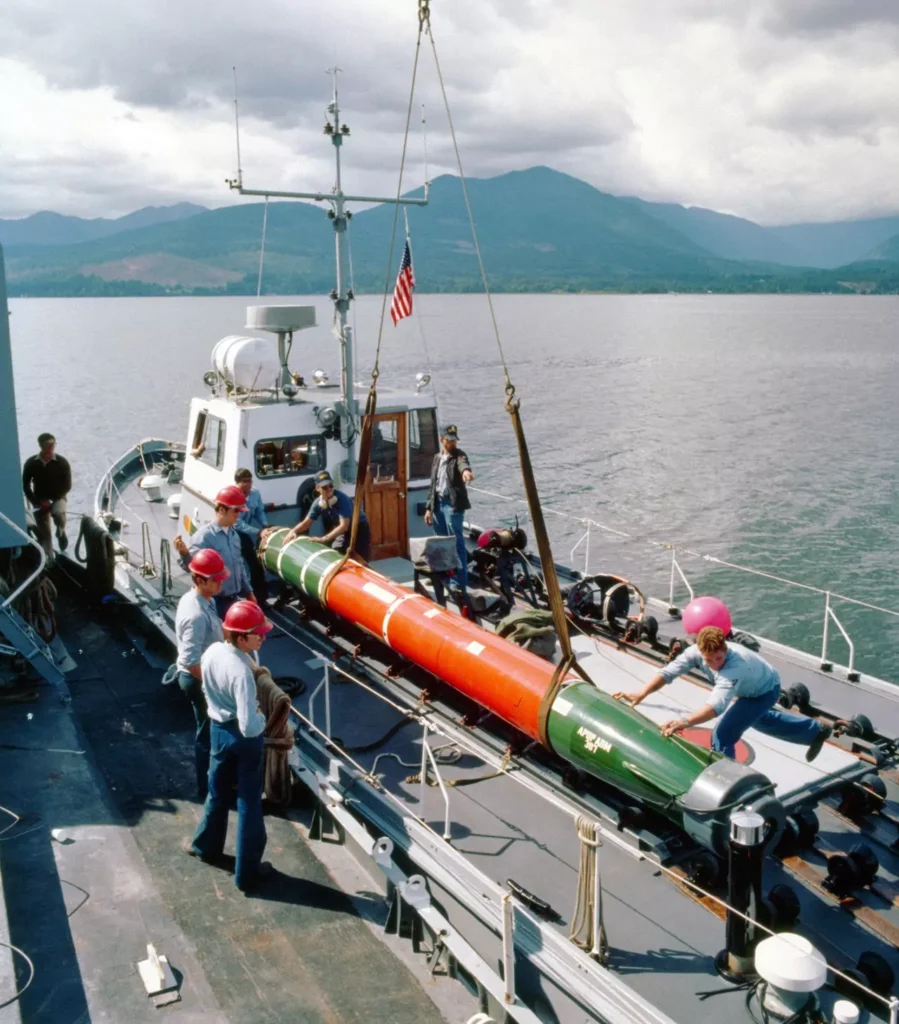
[362, 413, 408, 561]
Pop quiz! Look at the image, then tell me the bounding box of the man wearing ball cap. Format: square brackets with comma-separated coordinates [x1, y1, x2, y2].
[613, 597, 832, 762]
[185, 600, 274, 892]
[285, 470, 371, 561]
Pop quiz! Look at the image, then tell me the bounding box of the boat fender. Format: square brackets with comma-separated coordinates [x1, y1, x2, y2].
[729, 629, 760, 651]
[505, 877, 562, 922]
[75, 515, 116, 598]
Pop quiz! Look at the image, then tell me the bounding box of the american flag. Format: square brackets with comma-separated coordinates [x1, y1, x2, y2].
[390, 238, 415, 325]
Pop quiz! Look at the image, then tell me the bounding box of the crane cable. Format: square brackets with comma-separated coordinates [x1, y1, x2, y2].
[422, 0, 593, 745]
[336, 0, 428, 569]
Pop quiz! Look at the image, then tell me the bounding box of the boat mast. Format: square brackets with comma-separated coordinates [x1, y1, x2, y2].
[228, 68, 429, 482]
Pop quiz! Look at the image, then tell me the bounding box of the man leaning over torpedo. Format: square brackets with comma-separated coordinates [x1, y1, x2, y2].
[613, 626, 832, 761]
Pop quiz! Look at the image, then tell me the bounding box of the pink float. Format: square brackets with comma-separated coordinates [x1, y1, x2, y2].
[682, 596, 732, 636]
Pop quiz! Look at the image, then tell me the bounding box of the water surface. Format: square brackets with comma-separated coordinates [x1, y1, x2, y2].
[10, 293, 899, 680]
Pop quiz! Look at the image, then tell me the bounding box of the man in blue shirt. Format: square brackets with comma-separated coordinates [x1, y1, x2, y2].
[175, 549, 227, 799]
[233, 467, 269, 604]
[186, 600, 272, 893]
[614, 626, 832, 761]
[285, 470, 371, 561]
[173, 486, 254, 617]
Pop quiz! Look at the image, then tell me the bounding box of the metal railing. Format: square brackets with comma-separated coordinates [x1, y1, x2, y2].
[469, 485, 899, 681]
[0, 509, 47, 608]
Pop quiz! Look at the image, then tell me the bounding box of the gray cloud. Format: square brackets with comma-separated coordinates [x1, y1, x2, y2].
[1, 0, 898, 225]
[761, 0, 899, 36]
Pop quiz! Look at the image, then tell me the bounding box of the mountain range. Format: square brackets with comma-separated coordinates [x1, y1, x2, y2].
[2, 169, 898, 296]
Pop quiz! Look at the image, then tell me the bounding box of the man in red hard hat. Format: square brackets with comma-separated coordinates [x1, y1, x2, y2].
[185, 599, 273, 892]
[174, 485, 254, 618]
[175, 549, 229, 799]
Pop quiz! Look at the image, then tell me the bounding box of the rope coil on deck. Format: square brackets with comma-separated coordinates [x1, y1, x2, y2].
[569, 815, 609, 962]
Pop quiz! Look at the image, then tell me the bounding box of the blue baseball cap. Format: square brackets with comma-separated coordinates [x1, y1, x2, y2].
[440, 424, 459, 440]
[314, 470, 334, 487]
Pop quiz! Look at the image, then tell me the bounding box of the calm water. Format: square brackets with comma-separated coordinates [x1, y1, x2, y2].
[9, 293, 899, 681]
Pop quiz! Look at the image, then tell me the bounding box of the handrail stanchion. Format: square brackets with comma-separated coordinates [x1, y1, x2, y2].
[308, 663, 332, 739]
[820, 591, 832, 670]
[889, 995, 898, 1024]
[668, 549, 677, 613]
[417, 727, 452, 840]
[418, 727, 452, 840]
[419, 724, 428, 810]
[584, 520, 591, 576]
[501, 892, 516, 1004]
[425, 740, 452, 841]
[825, 601, 858, 681]
[324, 663, 332, 740]
[669, 556, 694, 613]
[570, 526, 591, 575]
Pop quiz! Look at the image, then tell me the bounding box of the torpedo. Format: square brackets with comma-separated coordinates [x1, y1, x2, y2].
[261, 529, 784, 854]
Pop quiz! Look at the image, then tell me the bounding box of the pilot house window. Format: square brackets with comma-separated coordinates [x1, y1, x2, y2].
[254, 435, 325, 477]
[192, 411, 227, 470]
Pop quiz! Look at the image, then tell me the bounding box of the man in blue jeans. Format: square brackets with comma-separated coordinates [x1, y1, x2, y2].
[424, 424, 475, 592]
[614, 626, 832, 761]
[185, 600, 273, 892]
[174, 549, 228, 799]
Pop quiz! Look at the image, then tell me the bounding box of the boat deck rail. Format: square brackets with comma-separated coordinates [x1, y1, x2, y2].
[0, 508, 47, 609]
[469, 484, 899, 684]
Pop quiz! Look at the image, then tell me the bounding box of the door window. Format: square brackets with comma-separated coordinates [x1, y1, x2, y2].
[371, 419, 399, 482]
[409, 408, 439, 479]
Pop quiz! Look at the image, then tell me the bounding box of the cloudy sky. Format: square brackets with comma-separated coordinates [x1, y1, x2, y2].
[1, 0, 898, 225]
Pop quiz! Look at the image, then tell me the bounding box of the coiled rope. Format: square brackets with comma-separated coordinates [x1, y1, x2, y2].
[569, 815, 609, 961]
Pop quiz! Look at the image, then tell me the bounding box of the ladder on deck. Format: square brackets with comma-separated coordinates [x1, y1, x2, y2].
[0, 603, 67, 689]
[0, 511, 68, 691]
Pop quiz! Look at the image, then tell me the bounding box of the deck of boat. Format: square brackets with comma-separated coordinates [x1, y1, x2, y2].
[72, 461, 899, 1023]
[0, 581, 468, 1023]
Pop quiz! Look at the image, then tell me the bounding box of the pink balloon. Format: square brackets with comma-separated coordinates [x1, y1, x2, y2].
[682, 596, 732, 636]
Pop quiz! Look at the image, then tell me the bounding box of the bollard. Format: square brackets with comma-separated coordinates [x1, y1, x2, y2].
[715, 810, 766, 981]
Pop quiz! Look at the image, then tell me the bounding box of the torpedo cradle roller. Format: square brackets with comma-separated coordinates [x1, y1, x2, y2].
[261, 529, 783, 853]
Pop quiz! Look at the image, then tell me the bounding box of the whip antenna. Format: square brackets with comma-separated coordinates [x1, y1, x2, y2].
[228, 66, 244, 190]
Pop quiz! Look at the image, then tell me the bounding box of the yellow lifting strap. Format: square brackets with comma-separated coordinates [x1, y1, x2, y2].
[505, 385, 592, 747]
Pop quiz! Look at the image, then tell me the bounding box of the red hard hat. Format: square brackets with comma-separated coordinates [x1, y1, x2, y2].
[215, 485, 248, 510]
[188, 549, 230, 581]
[223, 599, 273, 635]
